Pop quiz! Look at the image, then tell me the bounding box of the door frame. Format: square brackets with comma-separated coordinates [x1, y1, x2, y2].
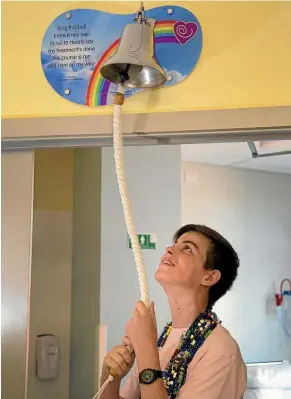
[2, 106, 291, 151]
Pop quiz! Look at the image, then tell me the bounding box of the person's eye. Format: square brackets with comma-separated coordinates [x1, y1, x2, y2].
[183, 245, 192, 253]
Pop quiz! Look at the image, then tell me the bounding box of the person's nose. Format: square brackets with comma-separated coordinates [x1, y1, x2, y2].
[166, 244, 174, 255]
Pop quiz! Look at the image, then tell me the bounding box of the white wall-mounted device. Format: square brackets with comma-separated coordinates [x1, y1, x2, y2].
[36, 334, 59, 380]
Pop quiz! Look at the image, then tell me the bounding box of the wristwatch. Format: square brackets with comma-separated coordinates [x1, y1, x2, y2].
[138, 368, 163, 385]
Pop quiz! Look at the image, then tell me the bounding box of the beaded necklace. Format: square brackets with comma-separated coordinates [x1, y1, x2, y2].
[156, 308, 219, 398]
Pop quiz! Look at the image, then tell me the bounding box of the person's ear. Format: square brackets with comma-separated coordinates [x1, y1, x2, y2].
[202, 269, 221, 287]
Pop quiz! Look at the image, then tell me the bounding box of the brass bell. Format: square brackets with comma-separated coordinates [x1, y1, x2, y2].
[100, 3, 167, 89]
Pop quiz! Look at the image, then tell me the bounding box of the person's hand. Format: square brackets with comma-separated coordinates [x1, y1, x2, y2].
[126, 301, 158, 356]
[102, 336, 135, 379]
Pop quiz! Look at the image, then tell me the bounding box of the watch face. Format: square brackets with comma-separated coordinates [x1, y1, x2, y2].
[141, 369, 155, 384]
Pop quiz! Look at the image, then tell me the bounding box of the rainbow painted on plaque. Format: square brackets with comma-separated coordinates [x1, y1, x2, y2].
[86, 20, 180, 107]
[41, 6, 202, 108]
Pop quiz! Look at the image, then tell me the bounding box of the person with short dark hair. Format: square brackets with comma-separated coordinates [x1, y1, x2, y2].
[101, 224, 247, 399]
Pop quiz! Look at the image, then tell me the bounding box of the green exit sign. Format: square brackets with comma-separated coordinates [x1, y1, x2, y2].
[128, 234, 157, 250]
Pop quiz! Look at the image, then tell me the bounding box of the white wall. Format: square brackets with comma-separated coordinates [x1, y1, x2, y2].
[101, 145, 181, 352]
[27, 149, 74, 399]
[27, 211, 73, 399]
[1, 151, 34, 399]
[70, 148, 102, 399]
[182, 162, 291, 363]
[25, 148, 102, 399]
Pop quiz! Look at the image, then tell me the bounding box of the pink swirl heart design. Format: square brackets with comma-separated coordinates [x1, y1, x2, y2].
[174, 21, 198, 45]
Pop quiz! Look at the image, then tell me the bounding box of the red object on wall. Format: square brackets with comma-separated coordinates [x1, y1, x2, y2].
[275, 278, 291, 307]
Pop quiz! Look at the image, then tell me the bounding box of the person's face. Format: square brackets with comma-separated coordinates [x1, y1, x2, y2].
[155, 231, 220, 291]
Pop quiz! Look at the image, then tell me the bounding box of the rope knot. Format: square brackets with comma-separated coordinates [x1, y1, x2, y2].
[114, 92, 125, 106]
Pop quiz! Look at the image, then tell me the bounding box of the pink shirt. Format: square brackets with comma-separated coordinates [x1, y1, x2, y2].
[120, 324, 247, 399]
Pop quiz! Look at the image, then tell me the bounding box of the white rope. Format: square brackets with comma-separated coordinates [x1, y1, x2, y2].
[92, 84, 150, 399]
[112, 85, 149, 306]
[92, 375, 113, 399]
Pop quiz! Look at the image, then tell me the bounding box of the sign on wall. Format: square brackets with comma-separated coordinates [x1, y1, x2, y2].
[128, 234, 157, 250]
[41, 6, 202, 107]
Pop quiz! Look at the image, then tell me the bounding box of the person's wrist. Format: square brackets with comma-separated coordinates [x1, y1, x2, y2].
[136, 344, 160, 370]
[134, 338, 156, 357]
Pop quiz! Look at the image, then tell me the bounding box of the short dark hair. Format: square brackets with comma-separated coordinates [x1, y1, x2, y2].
[173, 224, 240, 307]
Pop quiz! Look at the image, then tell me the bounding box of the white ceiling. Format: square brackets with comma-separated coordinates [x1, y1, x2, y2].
[181, 141, 291, 175]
